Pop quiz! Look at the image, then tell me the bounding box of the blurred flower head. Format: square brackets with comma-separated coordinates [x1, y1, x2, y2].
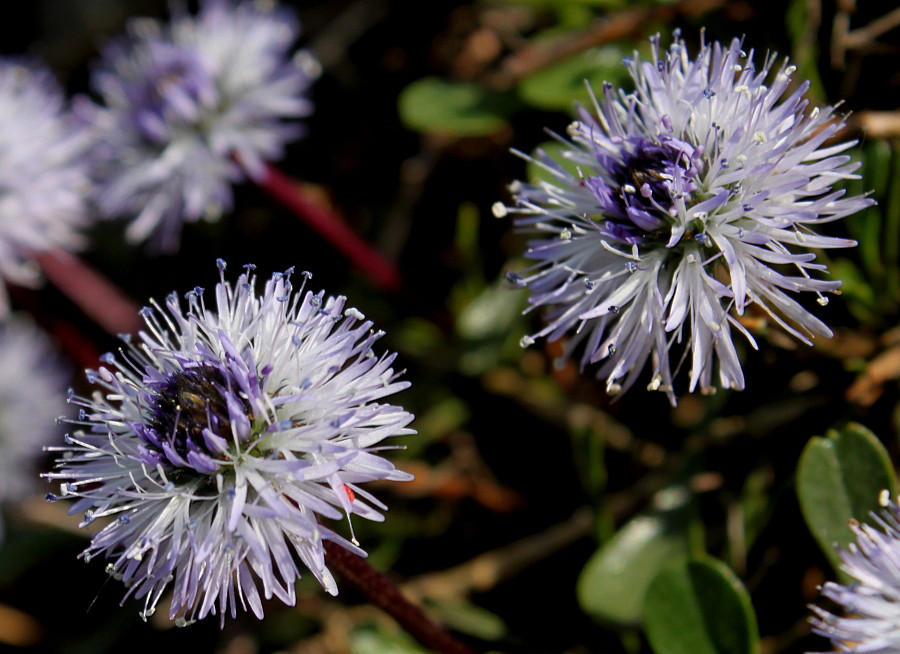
[0, 59, 91, 317]
[0, 316, 67, 508]
[810, 496, 900, 653]
[498, 32, 871, 404]
[83, 0, 319, 251]
[45, 261, 414, 625]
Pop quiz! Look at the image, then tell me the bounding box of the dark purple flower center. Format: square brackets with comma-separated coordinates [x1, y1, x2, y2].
[132, 365, 250, 475]
[586, 136, 702, 245]
[151, 366, 229, 451]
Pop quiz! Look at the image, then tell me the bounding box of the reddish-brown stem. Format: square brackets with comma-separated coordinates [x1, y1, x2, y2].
[35, 249, 142, 336]
[259, 164, 402, 293]
[7, 284, 103, 371]
[323, 540, 479, 654]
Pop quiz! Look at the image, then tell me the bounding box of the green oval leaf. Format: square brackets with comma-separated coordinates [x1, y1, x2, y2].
[830, 258, 878, 325]
[398, 77, 516, 137]
[644, 557, 758, 654]
[425, 601, 508, 641]
[577, 486, 697, 625]
[796, 423, 898, 577]
[350, 626, 428, 654]
[518, 45, 630, 111]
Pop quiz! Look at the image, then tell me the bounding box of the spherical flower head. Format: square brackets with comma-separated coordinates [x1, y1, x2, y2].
[498, 32, 871, 404]
[0, 316, 68, 508]
[0, 59, 91, 317]
[83, 0, 319, 251]
[810, 496, 900, 654]
[45, 261, 414, 625]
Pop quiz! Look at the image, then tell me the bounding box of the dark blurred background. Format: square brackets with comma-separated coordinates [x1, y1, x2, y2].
[0, 1, 899, 652]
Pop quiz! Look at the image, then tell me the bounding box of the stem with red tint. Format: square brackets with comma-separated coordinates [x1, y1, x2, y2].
[323, 540, 478, 654]
[35, 249, 142, 336]
[259, 164, 401, 293]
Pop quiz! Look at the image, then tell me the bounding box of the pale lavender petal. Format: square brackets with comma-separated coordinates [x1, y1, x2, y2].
[43, 262, 414, 625]
[498, 32, 870, 404]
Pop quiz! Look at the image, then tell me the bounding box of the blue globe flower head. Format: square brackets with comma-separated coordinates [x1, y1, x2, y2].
[45, 261, 415, 625]
[83, 0, 319, 252]
[497, 32, 872, 404]
[0, 59, 91, 316]
[811, 494, 900, 654]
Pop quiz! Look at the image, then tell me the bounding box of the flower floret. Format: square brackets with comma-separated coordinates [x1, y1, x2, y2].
[44, 263, 414, 624]
[500, 32, 871, 403]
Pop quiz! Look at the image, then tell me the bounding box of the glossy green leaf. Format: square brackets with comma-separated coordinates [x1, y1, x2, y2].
[398, 77, 516, 137]
[490, 0, 624, 7]
[843, 142, 891, 281]
[739, 467, 775, 555]
[830, 258, 879, 325]
[830, 141, 900, 325]
[350, 626, 428, 654]
[577, 486, 697, 625]
[796, 423, 897, 577]
[518, 45, 630, 111]
[426, 601, 508, 640]
[491, 0, 671, 7]
[881, 141, 900, 299]
[644, 557, 758, 654]
[456, 283, 528, 375]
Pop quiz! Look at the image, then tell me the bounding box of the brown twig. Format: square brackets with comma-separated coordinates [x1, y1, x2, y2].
[831, 1, 900, 69]
[402, 508, 593, 602]
[830, 0, 855, 69]
[823, 110, 900, 144]
[846, 336, 900, 406]
[308, 0, 389, 71]
[843, 6, 900, 51]
[323, 541, 479, 654]
[854, 110, 900, 139]
[483, 0, 726, 89]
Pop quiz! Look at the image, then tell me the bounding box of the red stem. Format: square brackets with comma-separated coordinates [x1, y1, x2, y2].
[35, 249, 142, 336]
[7, 284, 103, 371]
[324, 540, 479, 654]
[259, 164, 402, 293]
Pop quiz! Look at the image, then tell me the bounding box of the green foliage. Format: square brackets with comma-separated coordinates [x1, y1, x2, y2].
[577, 486, 700, 625]
[518, 43, 631, 111]
[455, 276, 529, 375]
[785, 0, 826, 104]
[832, 140, 900, 326]
[350, 626, 429, 654]
[398, 77, 518, 137]
[451, 203, 529, 375]
[738, 467, 775, 559]
[644, 557, 758, 654]
[796, 423, 898, 579]
[426, 601, 509, 641]
[490, 0, 677, 7]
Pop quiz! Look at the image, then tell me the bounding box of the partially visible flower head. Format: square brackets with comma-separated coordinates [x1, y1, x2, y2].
[0, 59, 91, 317]
[83, 0, 318, 251]
[0, 316, 68, 506]
[45, 261, 414, 625]
[497, 32, 871, 404]
[810, 495, 900, 654]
